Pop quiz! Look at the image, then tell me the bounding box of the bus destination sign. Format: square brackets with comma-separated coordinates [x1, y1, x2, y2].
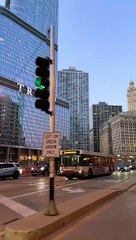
[43, 132, 60, 157]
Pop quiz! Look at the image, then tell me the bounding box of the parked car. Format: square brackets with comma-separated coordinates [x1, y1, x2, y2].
[117, 164, 130, 172]
[0, 162, 20, 179]
[31, 163, 49, 176]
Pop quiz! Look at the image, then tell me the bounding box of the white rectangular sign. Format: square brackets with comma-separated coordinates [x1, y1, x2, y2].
[43, 132, 60, 157]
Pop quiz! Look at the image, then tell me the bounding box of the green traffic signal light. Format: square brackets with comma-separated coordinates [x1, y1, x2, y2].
[35, 77, 45, 90]
[35, 56, 51, 115]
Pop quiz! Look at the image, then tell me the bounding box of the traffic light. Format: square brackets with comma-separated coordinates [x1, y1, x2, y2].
[35, 56, 52, 115]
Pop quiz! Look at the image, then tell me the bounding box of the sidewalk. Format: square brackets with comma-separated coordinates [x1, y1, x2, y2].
[0, 203, 21, 239]
[2, 178, 136, 240]
[42, 184, 136, 240]
[83, 184, 136, 240]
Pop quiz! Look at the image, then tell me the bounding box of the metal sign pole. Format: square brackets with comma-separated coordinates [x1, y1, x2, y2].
[45, 26, 59, 215]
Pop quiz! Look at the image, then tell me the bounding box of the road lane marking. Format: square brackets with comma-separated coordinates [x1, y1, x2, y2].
[96, 179, 122, 183]
[9, 179, 90, 199]
[8, 177, 120, 200]
[0, 194, 37, 217]
[62, 187, 85, 193]
[10, 189, 49, 199]
[0, 185, 11, 189]
[30, 184, 48, 186]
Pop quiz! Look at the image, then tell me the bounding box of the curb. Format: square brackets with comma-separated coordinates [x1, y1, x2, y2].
[3, 179, 136, 240]
[0, 231, 4, 240]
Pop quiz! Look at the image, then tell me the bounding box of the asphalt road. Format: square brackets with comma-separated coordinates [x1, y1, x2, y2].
[0, 170, 136, 233]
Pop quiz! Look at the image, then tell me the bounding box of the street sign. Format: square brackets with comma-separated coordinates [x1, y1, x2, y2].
[43, 132, 60, 157]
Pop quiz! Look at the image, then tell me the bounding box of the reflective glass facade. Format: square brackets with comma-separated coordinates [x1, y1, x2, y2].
[0, 3, 70, 162]
[10, 0, 58, 42]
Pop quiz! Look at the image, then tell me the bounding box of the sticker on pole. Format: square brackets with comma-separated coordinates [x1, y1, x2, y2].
[43, 132, 60, 157]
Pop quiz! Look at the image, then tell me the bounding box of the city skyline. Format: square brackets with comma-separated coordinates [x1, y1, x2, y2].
[1, 0, 136, 111]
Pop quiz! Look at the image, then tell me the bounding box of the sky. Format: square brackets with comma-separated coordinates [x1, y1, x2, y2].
[1, 0, 136, 111]
[58, 0, 136, 111]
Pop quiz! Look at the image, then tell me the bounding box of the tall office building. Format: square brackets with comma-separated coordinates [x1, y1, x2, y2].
[127, 79, 136, 111]
[90, 102, 122, 152]
[57, 67, 90, 151]
[0, 1, 70, 163]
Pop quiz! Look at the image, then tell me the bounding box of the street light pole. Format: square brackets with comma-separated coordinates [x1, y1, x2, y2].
[45, 26, 59, 216]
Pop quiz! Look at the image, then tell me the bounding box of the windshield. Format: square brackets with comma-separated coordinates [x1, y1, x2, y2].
[117, 164, 129, 167]
[15, 163, 20, 167]
[61, 155, 81, 166]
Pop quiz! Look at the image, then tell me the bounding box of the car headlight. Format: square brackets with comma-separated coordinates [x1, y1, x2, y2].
[40, 167, 44, 171]
[31, 167, 34, 170]
[124, 167, 127, 170]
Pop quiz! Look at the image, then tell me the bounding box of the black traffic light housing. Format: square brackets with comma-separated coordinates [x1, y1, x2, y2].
[35, 56, 52, 115]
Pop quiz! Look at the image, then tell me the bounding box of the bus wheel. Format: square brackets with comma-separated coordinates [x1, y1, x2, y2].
[88, 169, 93, 178]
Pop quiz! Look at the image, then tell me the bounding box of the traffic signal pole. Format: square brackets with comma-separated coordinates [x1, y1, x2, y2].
[45, 26, 59, 216]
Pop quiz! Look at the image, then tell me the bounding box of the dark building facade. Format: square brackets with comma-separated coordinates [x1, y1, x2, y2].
[90, 102, 122, 152]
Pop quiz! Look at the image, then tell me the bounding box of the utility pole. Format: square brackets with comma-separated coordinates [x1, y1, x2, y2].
[45, 26, 59, 216]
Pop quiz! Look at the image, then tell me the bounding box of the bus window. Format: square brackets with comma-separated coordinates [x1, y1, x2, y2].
[82, 156, 90, 166]
[88, 156, 94, 166]
[102, 158, 106, 166]
[104, 158, 107, 166]
[61, 155, 80, 166]
[61, 156, 71, 165]
[93, 159, 98, 166]
[97, 158, 102, 166]
[107, 159, 110, 165]
[112, 158, 115, 164]
[71, 155, 79, 166]
[89, 162, 93, 166]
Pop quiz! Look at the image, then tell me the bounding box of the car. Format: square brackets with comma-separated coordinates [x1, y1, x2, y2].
[117, 164, 130, 172]
[31, 163, 49, 176]
[0, 162, 20, 179]
[14, 163, 23, 175]
[129, 164, 136, 170]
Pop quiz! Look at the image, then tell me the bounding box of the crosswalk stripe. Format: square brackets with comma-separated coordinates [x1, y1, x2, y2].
[97, 179, 122, 183]
[0, 194, 37, 217]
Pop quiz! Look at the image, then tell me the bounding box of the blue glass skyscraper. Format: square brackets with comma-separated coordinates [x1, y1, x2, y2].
[0, 1, 70, 163]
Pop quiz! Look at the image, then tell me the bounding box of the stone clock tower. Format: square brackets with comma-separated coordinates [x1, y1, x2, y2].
[127, 80, 136, 111]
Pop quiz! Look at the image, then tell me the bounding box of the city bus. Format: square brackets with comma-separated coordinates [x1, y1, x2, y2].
[59, 149, 116, 179]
